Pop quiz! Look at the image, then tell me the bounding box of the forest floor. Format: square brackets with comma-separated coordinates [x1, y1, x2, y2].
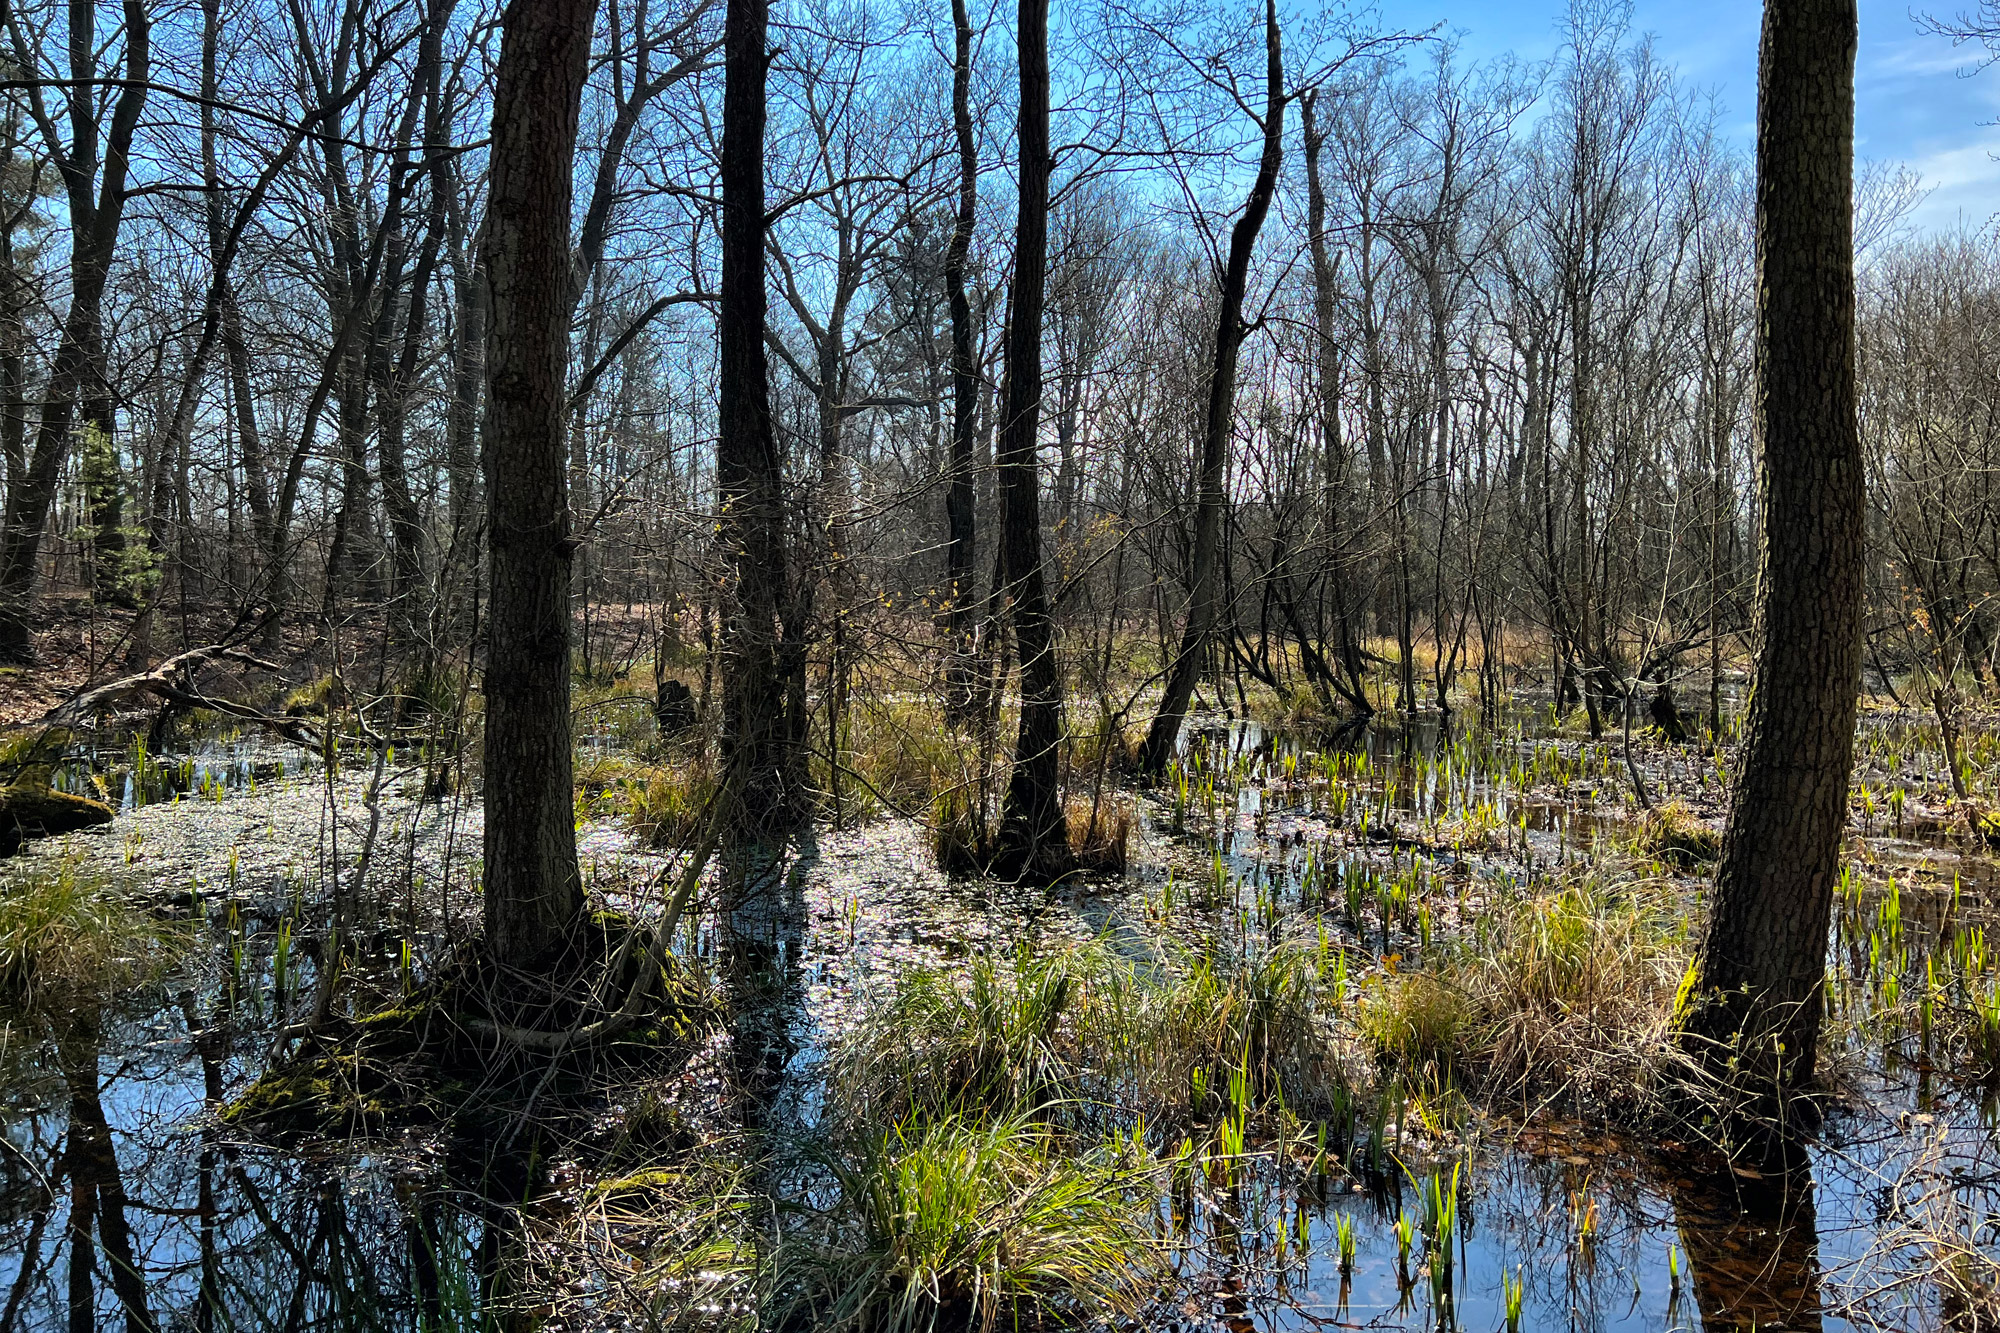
[0, 663, 1995, 1331]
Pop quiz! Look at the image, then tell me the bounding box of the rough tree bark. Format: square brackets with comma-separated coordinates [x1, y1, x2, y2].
[717, 0, 795, 830]
[479, 0, 593, 969]
[993, 0, 1070, 877]
[1677, 0, 1861, 1126]
[1138, 0, 1284, 776]
[942, 0, 980, 718]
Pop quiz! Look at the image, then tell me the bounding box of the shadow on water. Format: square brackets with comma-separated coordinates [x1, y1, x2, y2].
[1671, 1166, 1826, 1333]
[0, 716, 1993, 1330]
[718, 833, 812, 1132]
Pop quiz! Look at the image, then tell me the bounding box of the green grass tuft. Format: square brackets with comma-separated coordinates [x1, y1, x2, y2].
[0, 855, 179, 1003]
[775, 1112, 1164, 1332]
[1638, 800, 1721, 868]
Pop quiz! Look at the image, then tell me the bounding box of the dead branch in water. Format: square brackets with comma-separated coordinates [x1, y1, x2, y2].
[45, 642, 324, 749]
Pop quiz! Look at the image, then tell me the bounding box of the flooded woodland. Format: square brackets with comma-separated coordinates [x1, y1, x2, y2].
[0, 0, 1988, 1326]
[2, 673, 1998, 1332]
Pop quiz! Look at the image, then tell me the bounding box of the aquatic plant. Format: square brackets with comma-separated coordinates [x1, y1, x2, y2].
[775, 1112, 1164, 1332]
[1356, 968, 1473, 1077]
[1570, 1180, 1599, 1246]
[0, 854, 180, 1002]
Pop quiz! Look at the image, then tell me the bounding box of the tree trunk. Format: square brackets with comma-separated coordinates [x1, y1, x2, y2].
[479, 0, 593, 970]
[717, 0, 795, 830]
[993, 0, 1070, 877]
[942, 0, 979, 718]
[1678, 0, 1861, 1129]
[0, 0, 150, 662]
[1138, 0, 1284, 776]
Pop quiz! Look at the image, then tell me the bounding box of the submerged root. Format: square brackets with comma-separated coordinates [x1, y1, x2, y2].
[226, 910, 718, 1139]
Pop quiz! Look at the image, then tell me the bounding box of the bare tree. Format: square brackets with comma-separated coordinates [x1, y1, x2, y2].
[1679, 0, 1863, 1136]
[480, 0, 596, 969]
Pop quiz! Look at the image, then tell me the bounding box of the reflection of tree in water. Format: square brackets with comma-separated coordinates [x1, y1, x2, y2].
[1672, 1166, 1825, 1333]
[717, 835, 812, 1127]
[0, 992, 504, 1332]
[58, 1006, 156, 1333]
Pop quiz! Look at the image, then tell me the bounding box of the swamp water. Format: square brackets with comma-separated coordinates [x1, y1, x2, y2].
[0, 718, 1994, 1331]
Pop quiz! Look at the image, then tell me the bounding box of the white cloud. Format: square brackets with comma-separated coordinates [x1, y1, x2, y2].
[1899, 134, 2000, 231]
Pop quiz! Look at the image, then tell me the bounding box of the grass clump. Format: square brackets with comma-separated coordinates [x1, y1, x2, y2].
[774, 1113, 1164, 1332]
[836, 699, 979, 814]
[1638, 800, 1721, 868]
[834, 937, 1355, 1133]
[1065, 795, 1132, 876]
[584, 755, 718, 847]
[837, 940, 1105, 1122]
[0, 855, 178, 1003]
[1146, 944, 1351, 1121]
[1357, 969, 1474, 1077]
[1473, 876, 1688, 1112]
[1337, 870, 1687, 1117]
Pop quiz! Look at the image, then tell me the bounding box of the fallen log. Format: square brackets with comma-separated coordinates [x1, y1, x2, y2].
[45, 643, 322, 750]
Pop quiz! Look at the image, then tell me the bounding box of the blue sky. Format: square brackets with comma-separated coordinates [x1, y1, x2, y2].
[1420, 0, 2000, 232]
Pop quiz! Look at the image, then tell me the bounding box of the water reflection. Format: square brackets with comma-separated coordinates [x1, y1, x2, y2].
[1671, 1167, 1825, 1333]
[717, 834, 812, 1129]
[58, 1007, 156, 1333]
[1, 724, 1995, 1331]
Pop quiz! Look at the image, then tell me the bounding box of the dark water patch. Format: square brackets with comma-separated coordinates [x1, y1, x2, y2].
[3, 708, 1999, 1329]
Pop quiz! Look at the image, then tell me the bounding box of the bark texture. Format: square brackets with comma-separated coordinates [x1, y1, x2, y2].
[942, 0, 979, 717]
[1679, 0, 1861, 1108]
[717, 0, 795, 830]
[479, 0, 593, 969]
[993, 0, 1070, 877]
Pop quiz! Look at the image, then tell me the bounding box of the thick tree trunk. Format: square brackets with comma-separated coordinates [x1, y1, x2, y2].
[479, 0, 592, 970]
[942, 0, 980, 718]
[717, 0, 795, 830]
[993, 0, 1069, 877]
[1138, 0, 1284, 776]
[1678, 0, 1861, 1124]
